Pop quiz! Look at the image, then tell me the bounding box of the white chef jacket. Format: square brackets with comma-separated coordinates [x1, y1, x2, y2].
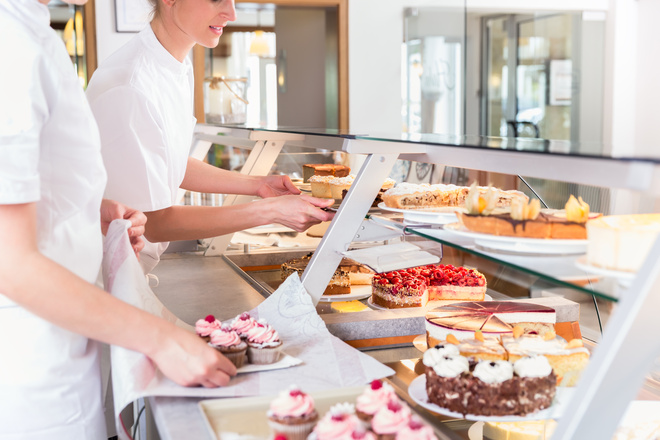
[86, 25, 197, 274]
[0, 1, 107, 438]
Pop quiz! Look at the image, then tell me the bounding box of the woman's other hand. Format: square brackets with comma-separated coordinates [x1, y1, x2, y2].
[100, 198, 147, 257]
[256, 175, 301, 198]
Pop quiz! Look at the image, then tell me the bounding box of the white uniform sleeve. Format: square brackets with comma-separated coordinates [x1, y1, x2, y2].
[0, 38, 47, 204]
[89, 86, 174, 212]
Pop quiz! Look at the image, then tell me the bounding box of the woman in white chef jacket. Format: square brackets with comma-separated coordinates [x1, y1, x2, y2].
[0, 1, 237, 439]
[86, 0, 335, 274]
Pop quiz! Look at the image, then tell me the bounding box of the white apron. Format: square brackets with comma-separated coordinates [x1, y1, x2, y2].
[0, 1, 108, 438]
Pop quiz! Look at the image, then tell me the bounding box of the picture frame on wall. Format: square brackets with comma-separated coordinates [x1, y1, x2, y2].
[114, 0, 151, 33]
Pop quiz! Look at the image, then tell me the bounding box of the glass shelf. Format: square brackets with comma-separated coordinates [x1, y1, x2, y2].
[220, 124, 660, 162]
[367, 213, 628, 303]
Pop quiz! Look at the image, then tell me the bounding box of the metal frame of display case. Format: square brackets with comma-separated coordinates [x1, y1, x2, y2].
[191, 123, 660, 440]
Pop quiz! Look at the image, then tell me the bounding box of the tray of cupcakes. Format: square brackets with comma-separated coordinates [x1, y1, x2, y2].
[199, 380, 442, 440]
[195, 312, 302, 373]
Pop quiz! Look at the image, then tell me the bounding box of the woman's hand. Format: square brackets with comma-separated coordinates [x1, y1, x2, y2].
[260, 194, 335, 232]
[255, 175, 301, 198]
[149, 326, 237, 388]
[100, 199, 147, 257]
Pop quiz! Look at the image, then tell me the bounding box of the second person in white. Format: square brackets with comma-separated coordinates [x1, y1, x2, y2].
[86, 0, 334, 274]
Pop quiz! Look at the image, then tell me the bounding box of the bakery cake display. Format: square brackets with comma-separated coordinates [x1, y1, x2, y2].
[371, 264, 487, 309]
[302, 163, 350, 183]
[281, 254, 374, 295]
[381, 182, 527, 211]
[422, 344, 557, 416]
[458, 184, 600, 239]
[586, 213, 660, 272]
[425, 301, 556, 346]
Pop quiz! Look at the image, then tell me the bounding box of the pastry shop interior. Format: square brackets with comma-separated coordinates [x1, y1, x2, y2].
[26, 1, 660, 439]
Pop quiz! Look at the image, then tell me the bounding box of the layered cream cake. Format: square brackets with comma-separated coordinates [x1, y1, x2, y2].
[586, 214, 660, 272]
[425, 301, 556, 347]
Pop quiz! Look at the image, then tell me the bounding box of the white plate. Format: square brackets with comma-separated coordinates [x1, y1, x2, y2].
[367, 294, 492, 310]
[377, 202, 460, 225]
[408, 375, 573, 422]
[318, 285, 372, 303]
[574, 256, 636, 286]
[442, 223, 587, 255]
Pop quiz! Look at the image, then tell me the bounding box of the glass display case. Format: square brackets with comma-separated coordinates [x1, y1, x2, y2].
[188, 123, 660, 439]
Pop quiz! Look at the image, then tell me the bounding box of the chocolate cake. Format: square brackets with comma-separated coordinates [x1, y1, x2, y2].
[422, 347, 556, 417]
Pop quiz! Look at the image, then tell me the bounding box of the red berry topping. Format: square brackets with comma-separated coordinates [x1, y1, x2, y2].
[331, 413, 346, 422]
[239, 312, 250, 320]
[204, 315, 216, 323]
[387, 399, 402, 412]
[274, 436, 288, 440]
[289, 389, 303, 398]
[370, 379, 382, 390]
[408, 418, 424, 430]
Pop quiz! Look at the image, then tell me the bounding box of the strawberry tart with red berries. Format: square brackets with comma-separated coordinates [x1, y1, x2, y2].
[371, 264, 487, 309]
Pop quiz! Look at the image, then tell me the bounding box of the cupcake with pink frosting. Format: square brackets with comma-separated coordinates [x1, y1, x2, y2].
[208, 325, 247, 368]
[395, 417, 437, 440]
[267, 386, 318, 440]
[230, 312, 259, 340]
[370, 400, 412, 440]
[246, 319, 283, 364]
[355, 380, 398, 424]
[310, 403, 360, 440]
[195, 315, 222, 341]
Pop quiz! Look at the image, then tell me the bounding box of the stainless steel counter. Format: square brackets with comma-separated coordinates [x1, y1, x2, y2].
[146, 251, 462, 440]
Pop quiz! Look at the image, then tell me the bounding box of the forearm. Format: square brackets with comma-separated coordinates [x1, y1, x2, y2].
[181, 158, 261, 195]
[1, 250, 168, 359]
[143, 203, 269, 242]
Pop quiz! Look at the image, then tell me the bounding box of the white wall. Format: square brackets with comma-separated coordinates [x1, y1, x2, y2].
[94, 0, 149, 65]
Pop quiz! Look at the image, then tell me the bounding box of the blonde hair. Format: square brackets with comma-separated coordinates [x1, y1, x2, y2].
[146, 0, 159, 18]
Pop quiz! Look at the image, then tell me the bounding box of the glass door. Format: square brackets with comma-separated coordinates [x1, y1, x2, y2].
[482, 12, 604, 142]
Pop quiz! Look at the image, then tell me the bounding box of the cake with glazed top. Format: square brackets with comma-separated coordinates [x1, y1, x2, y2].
[245, 319, 283, 364]
[422, 347, 557, 416]
[303, 163, 351, 182]
[425, 301, 556, 346]
[267, 386, 318, 440]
